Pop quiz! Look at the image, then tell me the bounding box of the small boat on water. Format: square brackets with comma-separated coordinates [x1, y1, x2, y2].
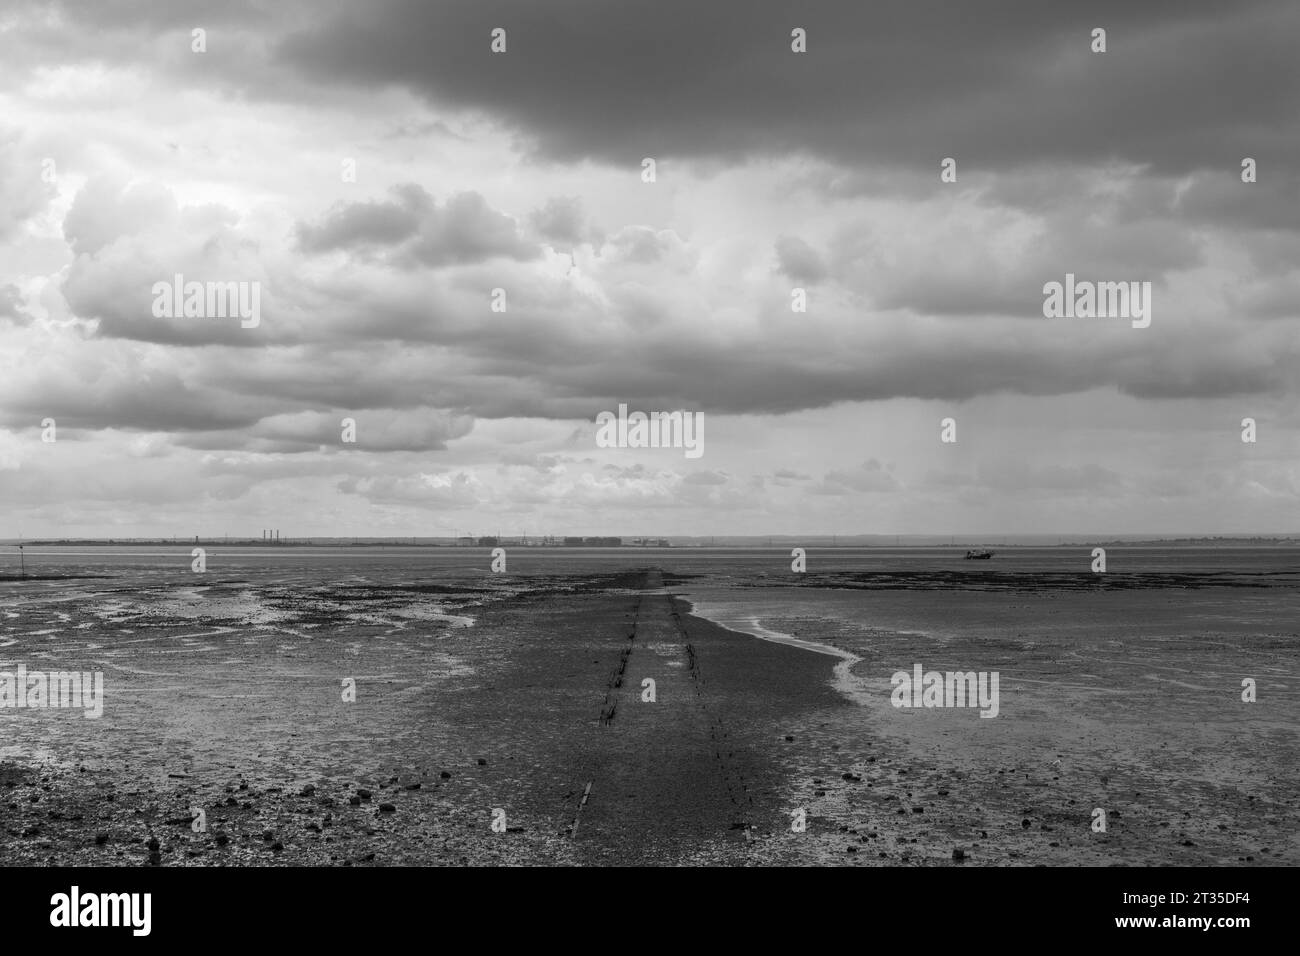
[964, 548, 994, 559]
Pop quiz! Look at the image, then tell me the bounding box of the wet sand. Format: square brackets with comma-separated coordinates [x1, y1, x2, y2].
[682, 566, 1300, 866]
[2, 554, 1296, 865]
[1, 569, 839, 865]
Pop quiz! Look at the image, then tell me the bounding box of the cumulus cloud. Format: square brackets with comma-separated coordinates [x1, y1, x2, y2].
[0, 285, 34, 326]
[529, 196, 598, 250]
[0, 0, 1295, 537]
[297, 184, 538, 267]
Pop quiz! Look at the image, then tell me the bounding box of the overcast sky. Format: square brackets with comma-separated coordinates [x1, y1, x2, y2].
[1, 0, 1297, 538]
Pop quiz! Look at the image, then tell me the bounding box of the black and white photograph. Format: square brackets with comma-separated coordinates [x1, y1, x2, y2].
[0, 0, 1293, 936]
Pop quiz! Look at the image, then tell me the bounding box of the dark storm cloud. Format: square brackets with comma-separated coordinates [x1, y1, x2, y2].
[0, 371, 266, 432]
[1176, 171, 1300, 233]
[278, 0, 1300, 183]
[529, 196, 596, 249]
[296, 184, 539, 267]
[981, 166, 1300, 234]
[1232, 274, 1300, 321]
[556, 326, 1292, 413]
[774, 236, 827, 284]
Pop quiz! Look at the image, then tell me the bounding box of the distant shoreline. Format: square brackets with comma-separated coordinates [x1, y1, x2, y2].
[3, 537, 1297, 549]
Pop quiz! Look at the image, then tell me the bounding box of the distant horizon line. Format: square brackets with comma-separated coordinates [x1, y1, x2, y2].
[5, 533, 1298, 547]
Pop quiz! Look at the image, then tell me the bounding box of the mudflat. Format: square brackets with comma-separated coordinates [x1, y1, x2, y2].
[1, 568, 840, 865]
[2, 549, 1296, 866]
